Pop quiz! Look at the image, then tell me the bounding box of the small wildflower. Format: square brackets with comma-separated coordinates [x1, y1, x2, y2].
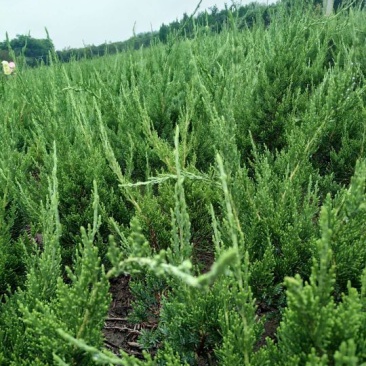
[2, 60, 16, 75]
[8, 61, 15, 72]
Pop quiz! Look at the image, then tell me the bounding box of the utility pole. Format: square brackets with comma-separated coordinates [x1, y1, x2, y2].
[323, 0, 334, 15]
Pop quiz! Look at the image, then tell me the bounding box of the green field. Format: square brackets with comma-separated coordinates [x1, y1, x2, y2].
[1, 2, 366, 365]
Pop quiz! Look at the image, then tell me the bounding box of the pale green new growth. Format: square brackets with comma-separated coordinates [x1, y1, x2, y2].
[0, 1, 366, 365]
[107, 247, 236, 288]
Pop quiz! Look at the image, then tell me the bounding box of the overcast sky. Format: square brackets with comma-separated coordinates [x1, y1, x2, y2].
[0, 0, 277, 51]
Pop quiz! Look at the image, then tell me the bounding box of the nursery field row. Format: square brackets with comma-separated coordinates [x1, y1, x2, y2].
[0, 2, 366, 365]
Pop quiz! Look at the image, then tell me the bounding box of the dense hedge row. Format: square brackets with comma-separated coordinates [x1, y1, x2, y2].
[0, 2, 366, 365]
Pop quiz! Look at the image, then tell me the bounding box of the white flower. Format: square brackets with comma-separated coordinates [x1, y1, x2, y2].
[1, 61, 11, 75]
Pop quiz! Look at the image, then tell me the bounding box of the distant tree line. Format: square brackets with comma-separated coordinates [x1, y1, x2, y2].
[55, 31, 158, 63]
[0, 0, 362, 66]
[0, 34, 54, 67]
[55, 1, 278, 62]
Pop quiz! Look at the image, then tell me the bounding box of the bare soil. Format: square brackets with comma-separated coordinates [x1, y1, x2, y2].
[103, 275, 144, 358]
[103, 259, 281, 362]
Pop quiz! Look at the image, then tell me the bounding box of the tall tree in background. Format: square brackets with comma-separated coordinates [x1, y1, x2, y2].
[0, 34, 54, 66]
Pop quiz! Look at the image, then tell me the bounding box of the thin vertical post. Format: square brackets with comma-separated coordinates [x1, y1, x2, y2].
[323, 0, 334, 15]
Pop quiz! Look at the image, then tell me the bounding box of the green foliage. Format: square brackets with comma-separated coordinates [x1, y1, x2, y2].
[0, 197, 26, 294]
[1, 2, 366, 365]
[128, 271, 166, 324]
[261, 199, 366, 365]
[325, 160, 366, 295]
[0, 160, 110, 365]
[0, 33, 54, 67]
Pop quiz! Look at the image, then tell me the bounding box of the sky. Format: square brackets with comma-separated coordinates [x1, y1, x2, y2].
[0, 0, 277, 51]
